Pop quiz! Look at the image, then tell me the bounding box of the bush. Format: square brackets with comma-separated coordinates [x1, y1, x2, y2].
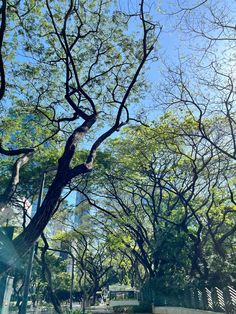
[113, 306, 133, 313]
[113, 302, 152, 313]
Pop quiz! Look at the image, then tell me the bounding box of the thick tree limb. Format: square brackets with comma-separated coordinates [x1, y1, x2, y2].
[0, 118, 97, 275]
[0, 140, 34, 156]
[0, 152, 33, 210]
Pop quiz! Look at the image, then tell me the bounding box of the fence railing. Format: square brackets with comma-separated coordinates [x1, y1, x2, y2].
[154, 286, 236, 314]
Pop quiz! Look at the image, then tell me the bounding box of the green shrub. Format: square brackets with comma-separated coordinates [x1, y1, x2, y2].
[112, 302, 152, 313]
[113, 306, 133, 313]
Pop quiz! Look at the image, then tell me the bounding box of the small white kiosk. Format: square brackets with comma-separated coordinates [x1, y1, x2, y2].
[108, 285, 140, 307]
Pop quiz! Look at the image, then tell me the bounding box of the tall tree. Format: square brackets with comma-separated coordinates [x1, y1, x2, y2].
[0, 0, 160, 274]
[80, 120, 236, 289]
[160, 0, 236, 162]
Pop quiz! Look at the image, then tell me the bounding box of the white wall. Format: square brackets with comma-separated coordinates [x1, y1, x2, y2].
[153, 306, 225, 314]
[110, 300, 140, 306]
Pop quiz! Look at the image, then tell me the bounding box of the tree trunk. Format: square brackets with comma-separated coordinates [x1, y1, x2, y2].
[0, 167, 75, 277]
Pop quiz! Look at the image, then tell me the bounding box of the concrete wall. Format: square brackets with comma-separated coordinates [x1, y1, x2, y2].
[110, 300, 139, 306]
[153, 306, 225, 314]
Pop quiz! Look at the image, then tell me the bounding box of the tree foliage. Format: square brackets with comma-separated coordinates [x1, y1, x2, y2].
[81, 117, 236, 292]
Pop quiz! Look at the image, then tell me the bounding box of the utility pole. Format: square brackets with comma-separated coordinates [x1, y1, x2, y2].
[19, 173, 45, 314]
[69, 255, 75, 310]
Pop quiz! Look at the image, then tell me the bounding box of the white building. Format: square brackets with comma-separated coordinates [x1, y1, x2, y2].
[0, 197, 32, 227]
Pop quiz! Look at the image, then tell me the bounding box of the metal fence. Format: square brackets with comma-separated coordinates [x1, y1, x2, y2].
[154, 286, 236, 314]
